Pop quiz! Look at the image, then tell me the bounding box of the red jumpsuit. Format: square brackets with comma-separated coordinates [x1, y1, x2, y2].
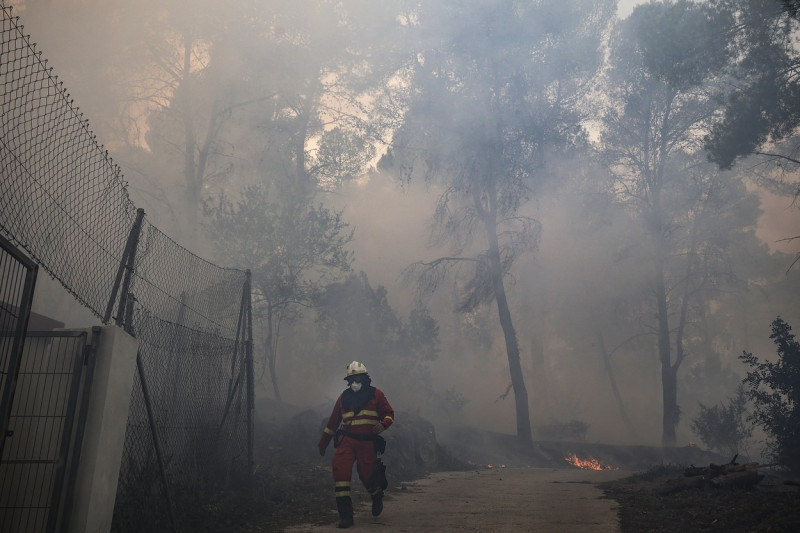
[319, 387, 394, 498]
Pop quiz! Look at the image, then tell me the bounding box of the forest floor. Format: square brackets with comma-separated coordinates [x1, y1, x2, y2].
[220, 455, 800, 533]
[599, 465, 800, 533]
[274, 450, 800, 533]
[190, 402, 800, 532]
[284, 466, 630, 532]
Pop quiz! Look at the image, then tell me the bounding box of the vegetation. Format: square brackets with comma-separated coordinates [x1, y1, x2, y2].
[741, 317, 800, 473]
[203, 184, 354, 400]
[9, 1, 800, 531]
[15, 0, 800, 456]
[600, 0, 740, 445]
[601, 465, 800, 533]
[690, 385, 752, 457]
[706, 0, 800, 172]
[382, 0, 616, 444]
[314, 271, 443, 401]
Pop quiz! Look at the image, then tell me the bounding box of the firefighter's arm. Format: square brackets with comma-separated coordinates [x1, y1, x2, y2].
[318, 395, 343, 455]
[372, 389, 394, 434]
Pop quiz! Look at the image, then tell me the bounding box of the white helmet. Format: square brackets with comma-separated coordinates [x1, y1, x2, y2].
[344, 361, 368, 380]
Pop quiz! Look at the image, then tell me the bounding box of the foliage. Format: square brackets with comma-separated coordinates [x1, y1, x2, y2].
[740, 317, 800, 473]
[704, 0, 800, 263]
[203, 183, 353, 399]
[600, 0, 745, 446]
[705, 0, 800, 171]
[383, 0, 615, 444]
[314, 271, 453, 412]
[690, 385, 752, 457]
[315, 271, 438, 365]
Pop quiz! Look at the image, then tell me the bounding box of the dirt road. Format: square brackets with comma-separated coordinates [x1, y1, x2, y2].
[285, 467, 632, 532]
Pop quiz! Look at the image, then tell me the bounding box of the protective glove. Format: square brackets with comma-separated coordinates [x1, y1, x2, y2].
[317, 433, 332, 456]
[372, 422, 385, 435]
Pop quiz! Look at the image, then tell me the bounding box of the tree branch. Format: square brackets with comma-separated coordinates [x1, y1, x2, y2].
[753, 151, 800, 166]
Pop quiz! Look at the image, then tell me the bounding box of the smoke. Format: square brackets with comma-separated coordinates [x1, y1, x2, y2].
[9, 0, 800, 451]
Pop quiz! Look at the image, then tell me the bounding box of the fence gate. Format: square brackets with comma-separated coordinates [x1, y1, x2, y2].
[0, 234, 37, 459]
[0, 236, 98, 533]
[0, 331, 98, 533]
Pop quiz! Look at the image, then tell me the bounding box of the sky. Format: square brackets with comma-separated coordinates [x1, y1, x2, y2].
[617, 0, 642, 17]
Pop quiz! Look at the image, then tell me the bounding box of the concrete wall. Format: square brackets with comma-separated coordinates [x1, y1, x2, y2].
[68, 325, 138, 533]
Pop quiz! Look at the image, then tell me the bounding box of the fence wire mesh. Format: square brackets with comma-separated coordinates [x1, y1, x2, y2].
[0, 4, 253, 531]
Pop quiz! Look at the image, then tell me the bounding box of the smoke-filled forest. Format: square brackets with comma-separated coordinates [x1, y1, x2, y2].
[9, 0, 800, 458]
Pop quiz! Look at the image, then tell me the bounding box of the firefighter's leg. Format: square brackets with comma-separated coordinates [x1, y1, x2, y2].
[332, 439, 356, 528]
[370, 486, 384, 517]
[335, 495, 354, 529]
[354, 440, 384, 517]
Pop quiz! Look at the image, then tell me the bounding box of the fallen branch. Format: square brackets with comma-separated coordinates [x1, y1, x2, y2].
[709, 469, 763, 488]
[663, 456, 763, 493]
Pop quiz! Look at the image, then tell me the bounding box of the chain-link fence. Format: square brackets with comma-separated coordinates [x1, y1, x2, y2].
[0, 4, 253, 531]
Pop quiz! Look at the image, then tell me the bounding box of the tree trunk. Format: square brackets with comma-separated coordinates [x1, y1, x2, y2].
[485, 213, 532, 444]
[265, 304, 281, 402]
[595, 331, 638, 440]
[661, 361, 678, 446]
[179, 34, 200, 246]
[655, 241, 677, 446]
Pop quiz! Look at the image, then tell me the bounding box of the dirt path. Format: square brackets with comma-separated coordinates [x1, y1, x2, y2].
[285, 467, 632, 532]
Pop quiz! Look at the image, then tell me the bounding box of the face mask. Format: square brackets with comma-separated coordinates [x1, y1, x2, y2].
[350, 381, 362, 393]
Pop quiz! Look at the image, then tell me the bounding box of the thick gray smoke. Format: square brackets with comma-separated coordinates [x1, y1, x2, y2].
[11, 0, 800, 450]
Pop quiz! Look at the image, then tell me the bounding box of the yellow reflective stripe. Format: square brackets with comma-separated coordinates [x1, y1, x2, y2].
[346, 419, 380, 426]
[383, 416, 393, 422]
[324, 427, 336, 436]
[334, 481, 351, 497]
[342, 410, 378, 418]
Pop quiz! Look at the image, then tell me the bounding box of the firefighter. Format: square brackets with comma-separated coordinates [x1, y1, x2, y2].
[317, 361, 394, 529]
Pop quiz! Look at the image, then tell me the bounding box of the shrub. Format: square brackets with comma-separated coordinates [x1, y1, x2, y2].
[740, 317, 800, 473]
[690, 385, 752, 457]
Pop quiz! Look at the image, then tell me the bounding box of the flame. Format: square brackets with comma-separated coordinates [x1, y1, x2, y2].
[564, 452, 618, 470]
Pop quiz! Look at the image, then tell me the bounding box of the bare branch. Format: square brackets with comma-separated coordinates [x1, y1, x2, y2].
[753, 151, 800, 167]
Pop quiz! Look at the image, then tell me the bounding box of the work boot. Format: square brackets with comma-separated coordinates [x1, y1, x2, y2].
[336, 496, 354, 528]
[371, 490, 384, 517]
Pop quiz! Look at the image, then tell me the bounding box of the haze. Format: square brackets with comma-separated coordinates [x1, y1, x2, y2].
[8, 0, 800, 452]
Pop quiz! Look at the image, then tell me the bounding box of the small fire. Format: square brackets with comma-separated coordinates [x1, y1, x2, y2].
[564, 452, 617, 470]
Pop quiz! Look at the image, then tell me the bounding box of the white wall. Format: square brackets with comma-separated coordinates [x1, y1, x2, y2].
[68, 325, 138, 533]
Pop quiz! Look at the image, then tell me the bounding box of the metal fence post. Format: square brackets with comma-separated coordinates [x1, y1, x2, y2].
[136, 350, 179, 533]
[103, 208, 145, 326]
[245, 270, 254, 472]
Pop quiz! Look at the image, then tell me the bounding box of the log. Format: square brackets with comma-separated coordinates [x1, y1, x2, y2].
[709, 469, 764, 488]
[687, 461, 759, 478]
